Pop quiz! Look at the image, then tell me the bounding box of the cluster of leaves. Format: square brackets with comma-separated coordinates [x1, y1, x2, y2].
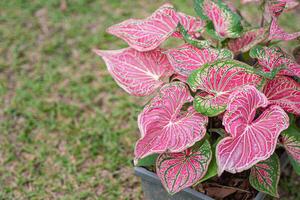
[95, 0, 300, 197]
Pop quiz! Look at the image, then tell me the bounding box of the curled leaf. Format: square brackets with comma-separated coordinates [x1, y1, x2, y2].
[269, 17, 300, 41]
[194, 0, 243, 39]
[263, 76, 300, 115]
[94, 48, 173, 96]
[188, 60, 262, 117]
[135, 82, 208, 160]
[156, 140, 212, 194]
[216, 86, 289, 174]
[250, 46, 300, 77]
[165, 44, 233, 77]
[249, 153, 280, 197]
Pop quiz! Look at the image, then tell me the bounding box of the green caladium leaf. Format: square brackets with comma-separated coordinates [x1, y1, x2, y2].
[281, 115, 300, 168]
[135, 154, 158, 167]
[249, 153, 280, 197]
[194, 0, 243, 39]
[289, 156, 300, 175]
[178, 23, 211, 49]
[188, 60, 262, 116]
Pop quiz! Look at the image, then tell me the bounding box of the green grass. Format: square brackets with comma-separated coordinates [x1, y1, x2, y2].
[0, 0, 299, 199]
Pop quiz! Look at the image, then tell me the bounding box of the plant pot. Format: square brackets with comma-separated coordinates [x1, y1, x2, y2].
[134, 153, 290, 200]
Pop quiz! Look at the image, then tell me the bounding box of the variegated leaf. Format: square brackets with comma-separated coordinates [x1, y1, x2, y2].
[135, 82, 208, 160]
[228, 28, 268, 53]
[263, 76, 300, 115]
[250, 46, 300, 77]
[281, 116, 300, 165]
[165, 44, 233, 77]
[216, 86, 289, 174]
[107, 4, 205, 52]
[267, 0, 287, 17]
[188, 60, 262, 117]
[156, 140, 212, 194]
[94, 48, 173, 96]
[172, 12, 206, 38]
[269, 17, 300, 41]
[249, 153, 280, 197]
[194, 0, 243, 39]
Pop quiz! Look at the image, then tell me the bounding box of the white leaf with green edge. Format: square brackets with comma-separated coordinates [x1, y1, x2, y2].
[194, 0, 243, 39]
[281, 115, 300, 165]
[249, 153, 280, 197]
[187, 60, 262, 117]
[135, 154, 158, 167]
[156, 140, 212, 195]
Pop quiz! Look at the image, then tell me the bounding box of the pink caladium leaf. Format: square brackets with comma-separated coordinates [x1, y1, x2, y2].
[107, 4, 205, 52]
[263, 76, 300, 115]
[94, 48, 173, 97]
[172, 12, 206, 38]
[250, 46, 300, 77]
[228, 28, 268, 53]
[165, 44, 233, 77]
[281, 116, 300, 165]
[267, 0, 287, 17]
[269, 17, 300, 41]
[249, 153, 280, 197]
[135, 82, 208, 160]
[188, 60, 262, 117]
[216, 86, 289, 174]
[156, 140, 212, 194]
[194, 0, 243, 39]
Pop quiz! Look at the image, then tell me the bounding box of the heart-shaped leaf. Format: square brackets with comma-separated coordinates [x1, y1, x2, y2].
[194, 0, 243, 39]
[269, 17, 300, 41]
[228, 28, 268, 53]
[165, 44, 233, 77]
[188, 60, 262, 117]
[135, 82, 208, 160]
[216, 86, 289, 174]
[249, 153, 280, 197]
[263, 76, 300, 115]
[156, 140, 212, 194]
[94, 48, 173, 96]
[250, 46, 300, 77]
[107, 4, 204, 52]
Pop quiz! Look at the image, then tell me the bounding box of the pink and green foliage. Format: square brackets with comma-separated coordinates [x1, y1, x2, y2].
[156, 140, 212, 194]
[135, 83, 208, 160]
[227, 28, 268, 53]
[263, 76, 300, 115]
[269, 17, 300, 41]
[249, 153, 280, 197]
[188, 60, 262, 116]
[107, 4, 204, 52]
[195, 0, 243, 39]
[165, 44, 233, 77]
[216, 86, 289, 174]
[97, 0, 300, 196]
[94, 48, 173, 96]
[250, 46, 300, 77]
[281, 116, 300, 165]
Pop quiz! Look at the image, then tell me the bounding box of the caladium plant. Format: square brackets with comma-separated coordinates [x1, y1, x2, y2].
[95, 0, 300, 198]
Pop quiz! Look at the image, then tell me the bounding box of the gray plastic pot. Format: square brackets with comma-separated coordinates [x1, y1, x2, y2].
[134, 153, 289, 200]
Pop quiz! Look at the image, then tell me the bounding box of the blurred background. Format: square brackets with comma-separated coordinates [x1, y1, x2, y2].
[0, 0, 299, 199]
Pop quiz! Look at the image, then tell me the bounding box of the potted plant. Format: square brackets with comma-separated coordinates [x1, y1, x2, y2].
[95, 0, 300, 199]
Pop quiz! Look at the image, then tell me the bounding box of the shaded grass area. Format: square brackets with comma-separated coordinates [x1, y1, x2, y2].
[0, 0, 299, 199]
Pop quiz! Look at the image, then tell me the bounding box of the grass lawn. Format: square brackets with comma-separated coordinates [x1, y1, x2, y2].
[0, 0, 299, 199]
